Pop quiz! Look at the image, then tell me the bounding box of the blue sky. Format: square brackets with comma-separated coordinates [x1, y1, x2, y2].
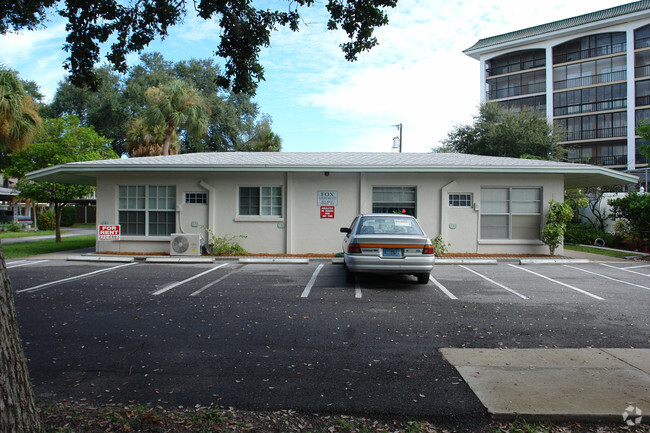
[0, 0, 631, 153]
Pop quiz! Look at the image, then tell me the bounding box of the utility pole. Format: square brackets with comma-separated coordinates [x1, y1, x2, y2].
[392, 123, 403, 152]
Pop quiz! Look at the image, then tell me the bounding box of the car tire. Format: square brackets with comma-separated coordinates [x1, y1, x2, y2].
[416, 273, 430, 284]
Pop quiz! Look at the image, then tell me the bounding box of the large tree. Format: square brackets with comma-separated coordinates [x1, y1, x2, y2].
[137, 79, 210, 156]
[637, 120, 650, 162]
[46, 53, 276, 156]
[5, 115, 118, 242]
[0, 68, 43, 433]
[439, 103, 566, 160]
[0, 0, 397, 95]
[0, 67, 42, 171]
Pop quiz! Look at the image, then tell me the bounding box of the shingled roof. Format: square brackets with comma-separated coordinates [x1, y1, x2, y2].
[464, 0, 650, 55]
[26, 151, 638, 189]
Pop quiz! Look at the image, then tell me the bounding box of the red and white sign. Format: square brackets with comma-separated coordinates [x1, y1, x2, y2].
[320, 206, 335, 219]
[98, 225, 120, 240]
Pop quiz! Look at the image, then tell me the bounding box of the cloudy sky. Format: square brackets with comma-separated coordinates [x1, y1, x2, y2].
[0, 0, 632, 153]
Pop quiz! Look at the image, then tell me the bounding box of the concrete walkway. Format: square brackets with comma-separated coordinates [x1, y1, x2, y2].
[441, 348, 650, 422]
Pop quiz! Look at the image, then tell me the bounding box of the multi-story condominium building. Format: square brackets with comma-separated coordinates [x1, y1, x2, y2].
[464, 1, 650, 171]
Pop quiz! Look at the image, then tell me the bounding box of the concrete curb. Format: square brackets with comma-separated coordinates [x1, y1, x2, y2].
[145, 257, 215, 264]
[519, 258, 590, 265]
[435, 258, 498, 265]
[67, 255, 135, 263]
[238, 257, 310, 264]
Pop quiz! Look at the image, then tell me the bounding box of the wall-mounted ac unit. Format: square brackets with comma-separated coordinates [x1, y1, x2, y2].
[170, 233, 201, 256]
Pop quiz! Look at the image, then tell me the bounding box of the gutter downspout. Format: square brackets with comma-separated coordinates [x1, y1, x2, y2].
[199, 180, 216, 246]
[440, 180, 456, 241]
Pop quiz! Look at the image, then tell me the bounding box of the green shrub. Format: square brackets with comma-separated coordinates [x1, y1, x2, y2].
[202, 226, 248, 255]
[37, 210, 56, 231]
[1, 221, 22, 232]
[431, 235, 449, 256]
[60, 206, 77, 227]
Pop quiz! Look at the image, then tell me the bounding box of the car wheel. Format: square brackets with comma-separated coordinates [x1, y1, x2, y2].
[416, 273, 430, 284]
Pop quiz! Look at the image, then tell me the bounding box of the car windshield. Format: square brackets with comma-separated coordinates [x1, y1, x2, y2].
[356, 216, 424, 235]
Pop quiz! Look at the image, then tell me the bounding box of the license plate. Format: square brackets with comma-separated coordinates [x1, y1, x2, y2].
[382, 248, 402, 257]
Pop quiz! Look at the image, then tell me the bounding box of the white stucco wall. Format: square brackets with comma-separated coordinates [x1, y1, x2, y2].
[94, 170, 565, 255]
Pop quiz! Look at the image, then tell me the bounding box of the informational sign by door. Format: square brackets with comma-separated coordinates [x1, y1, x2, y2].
[318, 191, 337, 219]
[320, 206, 335, 219]
[98, 225, 120, 240]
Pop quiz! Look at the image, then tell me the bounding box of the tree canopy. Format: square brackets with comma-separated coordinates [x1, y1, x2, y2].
[4, 115, 118, 241]
[1, 0, 398, 95]
[46, 53, 280, 156]
[637, 120, 650, 162]
[439, 103, 566, 161]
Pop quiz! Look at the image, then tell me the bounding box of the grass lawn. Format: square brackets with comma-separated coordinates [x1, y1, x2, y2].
[564, 244, 644, 258]
[1, 235, 96, 259]
[0, 230, 61, 239]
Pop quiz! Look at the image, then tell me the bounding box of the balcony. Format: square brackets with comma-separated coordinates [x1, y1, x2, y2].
[554, 42, 626, 64]
[486, 82, 546, 100]
[568, 154, 628, 166]
[554, 70, 626, 90]
[635, 36, 650, 50]
[563, 126, 627, 142]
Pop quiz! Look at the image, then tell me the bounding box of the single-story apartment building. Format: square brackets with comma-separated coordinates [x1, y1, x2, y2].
[26, 152, 638, 255]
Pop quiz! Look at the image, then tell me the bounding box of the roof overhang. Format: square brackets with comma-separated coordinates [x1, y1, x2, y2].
[26, 159, 639, 189]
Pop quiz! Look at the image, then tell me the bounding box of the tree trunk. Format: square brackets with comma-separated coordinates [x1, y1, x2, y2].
[162, 124, 175, 156]
[0, 242, 43, 433]
[54, 203, 62, 243]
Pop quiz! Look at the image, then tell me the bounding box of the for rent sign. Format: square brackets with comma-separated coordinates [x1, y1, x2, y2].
[98, 225, 120, 240]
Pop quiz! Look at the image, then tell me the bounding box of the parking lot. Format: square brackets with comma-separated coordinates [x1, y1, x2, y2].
[7, 258, 650, 420]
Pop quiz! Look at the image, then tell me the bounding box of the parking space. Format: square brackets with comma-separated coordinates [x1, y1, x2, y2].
[7, 258, 650, 305]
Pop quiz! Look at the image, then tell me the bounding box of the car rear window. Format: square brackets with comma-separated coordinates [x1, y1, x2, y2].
[357, 216, 423, 235]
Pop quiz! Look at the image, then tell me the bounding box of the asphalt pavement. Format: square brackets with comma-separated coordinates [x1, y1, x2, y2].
[6, 240, 650, 426]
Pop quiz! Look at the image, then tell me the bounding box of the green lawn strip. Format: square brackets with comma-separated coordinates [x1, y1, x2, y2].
[564, 244, 644, 258]
[1, 235, 96, 259]
[0, 230, 62, 239]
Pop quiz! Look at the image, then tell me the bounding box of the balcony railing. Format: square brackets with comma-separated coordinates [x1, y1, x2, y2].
[636, 95, 650, 107]
[563, 126, 627, 141]
[567, 155, 628, 166]
[553, 70, 626, 90]
[553, 98, 626, 116]
[554, 42, 626, 64]
[486, 82, 546, 100]
[635, 64, 650, 78]
[635, 36, 650, 50]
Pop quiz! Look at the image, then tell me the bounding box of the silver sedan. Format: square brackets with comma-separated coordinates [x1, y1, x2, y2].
[340, 214, 435, 284]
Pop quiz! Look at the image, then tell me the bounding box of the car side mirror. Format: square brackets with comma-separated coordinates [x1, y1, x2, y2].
[340, 227, 351, 234]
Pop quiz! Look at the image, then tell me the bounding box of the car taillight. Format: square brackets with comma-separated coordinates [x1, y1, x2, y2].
[422, 244, 434, 255]
[348, 243, 362, 254]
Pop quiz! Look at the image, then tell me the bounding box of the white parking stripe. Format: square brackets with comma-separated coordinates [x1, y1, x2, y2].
[508, 264, 604, 300]
[18, 262, 137, 293]
[601, 263, 650, 276]
[301, 263, 324, 298]
[355, 282, 362, 299]
[190, 266, 240, 296]
[152, 263, 228, 296]
[429, 275, 458, 300]
[622, 264, 650, 270]
[564, 265, 650, 291]
[7, 260, 49, 269]
[459, 265, 528, 299]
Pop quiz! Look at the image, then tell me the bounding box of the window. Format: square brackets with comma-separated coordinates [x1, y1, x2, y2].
[118, 185, 176, 236]
[185, 192, 207, 204]
[480, 187, 541, 240]
[239, 186, 282, 217]
[372, 186, 416, 216]
[448, 193, 472, 207]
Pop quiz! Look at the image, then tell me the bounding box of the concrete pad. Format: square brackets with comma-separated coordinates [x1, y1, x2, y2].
[145, 257, 215, 264]
[238, 257, 309, 264]
[440, 348, 650, 422]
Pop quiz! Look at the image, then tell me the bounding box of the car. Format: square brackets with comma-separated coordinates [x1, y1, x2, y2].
[340, 213, 435, 284]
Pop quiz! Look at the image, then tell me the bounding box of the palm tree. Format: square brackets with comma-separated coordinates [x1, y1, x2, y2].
[0, 67, 41, 154]
[142, 79, 210, 156]
[126, 117, 180, 157]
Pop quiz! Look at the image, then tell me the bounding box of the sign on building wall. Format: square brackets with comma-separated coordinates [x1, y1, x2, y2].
[318, 191, 338, 219]
[98, 225, 120, 240]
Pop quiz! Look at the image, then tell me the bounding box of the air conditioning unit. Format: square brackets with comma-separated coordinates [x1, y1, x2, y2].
[170, 233, 201, 256]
